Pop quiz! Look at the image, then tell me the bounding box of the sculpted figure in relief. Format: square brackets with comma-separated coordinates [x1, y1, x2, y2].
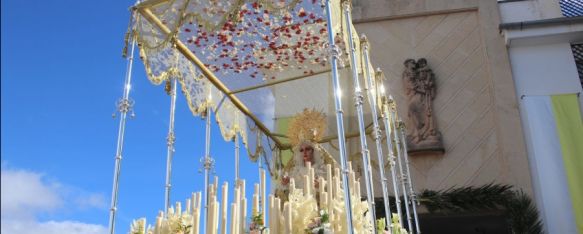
[402, 58, 444, 153]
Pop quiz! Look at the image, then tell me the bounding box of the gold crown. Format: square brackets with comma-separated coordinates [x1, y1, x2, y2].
[287, 108, 327, 147]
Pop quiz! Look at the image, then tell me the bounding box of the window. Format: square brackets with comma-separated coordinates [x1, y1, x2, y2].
[560, 0, 583, 17]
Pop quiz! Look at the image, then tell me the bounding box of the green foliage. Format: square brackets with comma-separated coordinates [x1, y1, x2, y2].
[320, 210, 329, 224]
[504, 191, 543, 234]
[252, 213, 264, 226]
[419, 183, 513, 213]
[417, 183, 543, 234]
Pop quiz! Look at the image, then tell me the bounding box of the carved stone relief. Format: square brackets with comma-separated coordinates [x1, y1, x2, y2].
[402, 58, 444, 154]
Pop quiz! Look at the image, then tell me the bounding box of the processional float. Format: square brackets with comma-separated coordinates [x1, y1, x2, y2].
[109, 0, 421, 233]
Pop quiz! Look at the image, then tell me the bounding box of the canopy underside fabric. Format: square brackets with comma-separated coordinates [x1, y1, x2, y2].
[133, 0, 378, 161]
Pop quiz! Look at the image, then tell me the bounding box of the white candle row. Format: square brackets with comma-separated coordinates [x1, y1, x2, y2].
[129, 163, 365, 234]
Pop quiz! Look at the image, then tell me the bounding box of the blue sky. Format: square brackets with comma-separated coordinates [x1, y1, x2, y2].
[1, 1, 264, 233]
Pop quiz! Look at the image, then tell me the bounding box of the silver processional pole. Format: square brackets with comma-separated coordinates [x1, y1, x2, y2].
[201, 105, 215, 233]
[361, 35, 393, 233]
[164, 77, 178, 214]
[388, 100, 413, 231]
[108, 12, 137, 234]
[398, 119, 421, 233]
[324, 0, 355, 232]
[379, 91, 404, 229]
[234, 133, 240, 184]
[381, 98, 404, 227]
[342, 1, 378, 231]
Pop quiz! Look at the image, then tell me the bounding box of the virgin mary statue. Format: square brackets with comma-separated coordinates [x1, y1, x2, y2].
[275, 109, 337, 201]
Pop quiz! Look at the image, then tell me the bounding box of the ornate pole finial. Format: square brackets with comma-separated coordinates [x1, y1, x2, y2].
[341, 0, 352, 11]
[360, 34, 369, 48]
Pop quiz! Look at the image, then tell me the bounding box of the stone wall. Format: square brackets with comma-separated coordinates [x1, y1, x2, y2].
[351, 0, 533, 193]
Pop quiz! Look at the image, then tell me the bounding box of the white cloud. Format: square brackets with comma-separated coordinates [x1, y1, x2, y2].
[1, 164, 108, 234]
[74, 193, 108, 210]
[1, 220, 107, 234]
[1, 167, 62, 219]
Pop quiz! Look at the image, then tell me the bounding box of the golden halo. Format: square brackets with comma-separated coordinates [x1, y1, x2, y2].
[287, 108, 327, 147]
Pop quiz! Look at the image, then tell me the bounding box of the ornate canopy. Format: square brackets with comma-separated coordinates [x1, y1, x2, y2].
[132, 0, 379, 162]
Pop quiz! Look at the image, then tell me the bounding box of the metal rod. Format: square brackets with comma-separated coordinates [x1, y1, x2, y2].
[381, 100, 403, 228]
[133, 0, 169, 9]
[273, 120, 376, 150]
[389, 103, 412, 230]
[324, 0, 355, 232]
[229, 69, 332, 95]
[361, 37, 392, 233]
[258, 153, 265, 217]
[138, 8, 284, 148]
[343, 2, 378, 232]
[202, 106, 214, 234]
[235, 134, 240, 183]
[108, 22, 137, 234]
[398, 120, 421, 234]
[164, 77, 178, 214]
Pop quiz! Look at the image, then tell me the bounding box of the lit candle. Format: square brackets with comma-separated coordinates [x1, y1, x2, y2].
[205, 200, 215, 234]
[326, 164, 332, 191]
[214, 176, 219, 192]
[289, 178, 295, 192]
[193, 193, 201, 234]
[155, 216, 162, 234]
[233, 187, 240, 234]
[333, 176, 339, 200]
[334, 168, 340, 199]
[274, 197, 280, 233]
[307, 162, 312, 181]
[252, 194, 259, 216]
[240, 198, 247, 234]
[196, 192, 202, 210]
[192, 193, 197, 212]
[214, 201, 219, 234]
[304, 175, 311, 196]
[186, 199, 191, 214]
[230, 203, 237, 234]
[192, 207, 200, 234]
[176, 202, 182, 216]
[355, 181, 361, 199]
[350, 171, 356, 196]
[240, 180, 246, 201]
[283, 203, 291, 233]
[321, 191, 328, 209]
[221, 182, 228, 234]
[268, 195, 274, 230]
[309, 168, 315, 187]
[168, 206, 175, 217]
[140, 218, 146, 234]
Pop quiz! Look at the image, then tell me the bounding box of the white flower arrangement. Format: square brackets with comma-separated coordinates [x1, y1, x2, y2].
[376, 214, 409, 234]
[129, 218, 146, 234]
[288, 188, 319, 233]
[248, 212, 267, 234]
[305, 210, 332, 234]
[129, 206, 194, 234]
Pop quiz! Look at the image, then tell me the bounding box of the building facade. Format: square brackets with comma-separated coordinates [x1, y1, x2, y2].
[352, 0, 582, 233]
